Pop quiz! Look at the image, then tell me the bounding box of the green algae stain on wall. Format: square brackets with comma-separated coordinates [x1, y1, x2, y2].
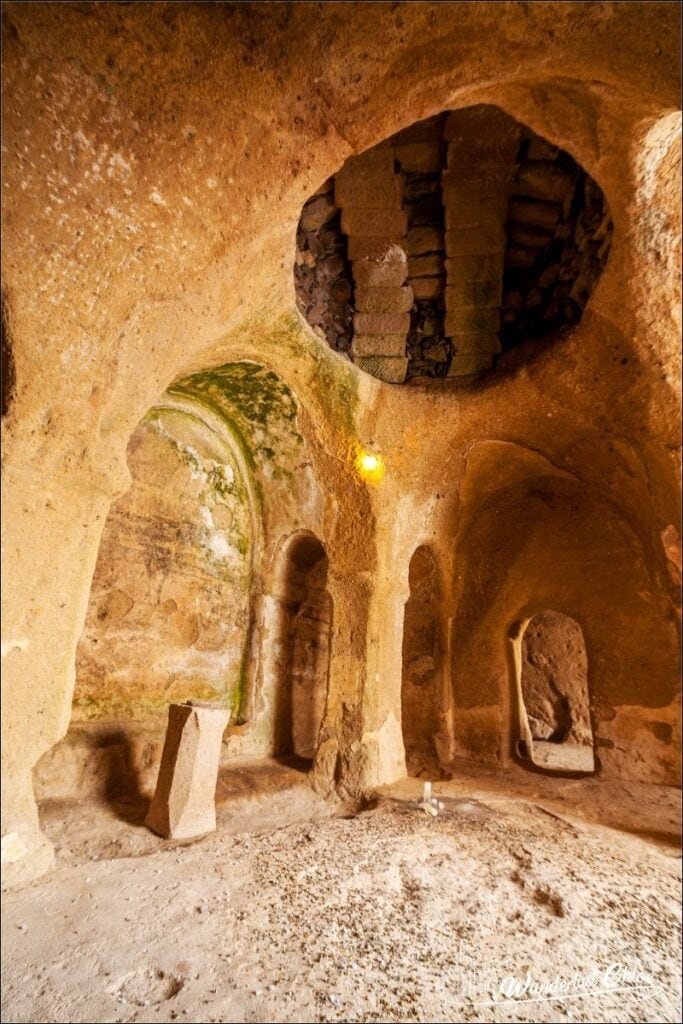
[171, 362, 300, 441]
[170, 359, 319, 535]
[272, 312, 362, 438]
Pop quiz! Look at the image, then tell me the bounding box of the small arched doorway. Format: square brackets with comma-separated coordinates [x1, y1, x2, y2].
[516, 610, 595, 773]
[401, 546, 442, 776]
[275, 534, 332, 764]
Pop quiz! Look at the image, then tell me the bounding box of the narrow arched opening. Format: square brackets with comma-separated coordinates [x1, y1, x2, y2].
[516, 610, 595, 774]
[401, 545, 442, 776]
[274, 534, 332, 766]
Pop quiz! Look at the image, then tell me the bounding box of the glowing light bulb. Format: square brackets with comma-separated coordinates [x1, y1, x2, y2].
[356, 450, 385, 481]
[360, 453, 380, 473]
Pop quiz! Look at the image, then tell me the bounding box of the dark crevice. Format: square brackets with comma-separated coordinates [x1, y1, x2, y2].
[403, 167, 450, 379]
[1, 294, 16, 418]
[294, 183, 354, 357]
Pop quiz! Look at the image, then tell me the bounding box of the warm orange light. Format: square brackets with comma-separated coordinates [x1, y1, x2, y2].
[360, 453, 380, 472]
[356, 450, 385, 482]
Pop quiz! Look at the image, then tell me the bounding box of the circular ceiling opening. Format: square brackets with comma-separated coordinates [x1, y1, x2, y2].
[294, 105, 612, 384]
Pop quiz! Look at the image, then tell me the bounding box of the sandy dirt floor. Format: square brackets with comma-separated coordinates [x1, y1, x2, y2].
[2, 761, 681, 1023]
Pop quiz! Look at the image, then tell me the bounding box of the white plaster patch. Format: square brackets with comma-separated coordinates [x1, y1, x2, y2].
[1, 638, 29, 658]
[150, 419, 205, 482]
[155, 648, 240, 677]
[199, 501, 241, 565]
[1, 832, 27, 864]
[208, 531, 232, 561]
[107, 152, 132, 179]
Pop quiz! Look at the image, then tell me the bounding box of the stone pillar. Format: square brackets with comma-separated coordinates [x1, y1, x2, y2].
[442, 107, 521, 376]
[397, 119, 446, 302]
[389, 116, 448, 376]
[336, 145, 412, 383]
[145, 701, 230, 840]
[1, 447, 127, 886]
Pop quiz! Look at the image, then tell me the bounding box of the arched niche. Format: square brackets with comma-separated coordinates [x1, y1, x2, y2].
[34, 360, 330, 804]
[401, 545, 442, 776]
[511, 610, 595, 774]
[73, 398, 258, 726]
[273, 533, 332, 764]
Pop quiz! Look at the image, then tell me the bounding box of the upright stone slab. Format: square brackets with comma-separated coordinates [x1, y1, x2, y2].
[145, 700, 230, 839]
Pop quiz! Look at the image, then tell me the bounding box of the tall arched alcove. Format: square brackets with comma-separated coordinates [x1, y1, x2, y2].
[272, 533, 332, 765]
[514, 610, 595, 774]
[401, 545, 442, 777]
[449, 456, 680, 784]
[73, 401, 257, 725]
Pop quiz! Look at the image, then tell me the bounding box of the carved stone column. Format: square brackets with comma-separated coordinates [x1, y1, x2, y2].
[442, 106, 522, 375]
[336, 145, 412, 383]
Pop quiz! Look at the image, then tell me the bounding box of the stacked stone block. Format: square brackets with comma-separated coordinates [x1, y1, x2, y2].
[505, 136, 575, 272]
[391, 116, 449, 378]
[396, 120, 446, 303]
[336, 146, 412, 384]
[442, 107, 522, 376]
[296, 108, 611, 386]
[392, 115, 445, 175]
[501, 136, 608, 346]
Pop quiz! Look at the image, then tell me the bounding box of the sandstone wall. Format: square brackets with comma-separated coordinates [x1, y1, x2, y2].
[1, 1, 680, 884]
